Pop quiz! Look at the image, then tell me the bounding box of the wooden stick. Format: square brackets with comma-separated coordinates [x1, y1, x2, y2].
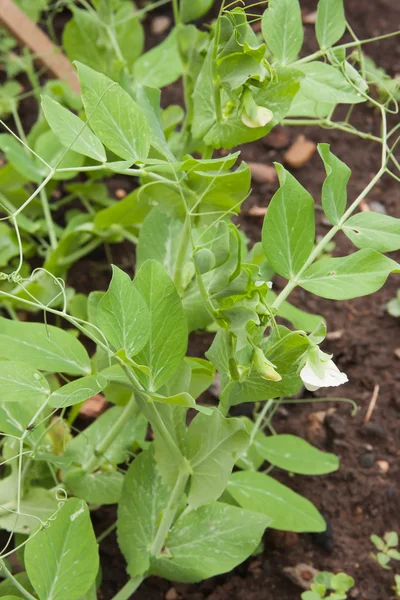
[0, 0, 80, 93]
[364, 383, 380, 424]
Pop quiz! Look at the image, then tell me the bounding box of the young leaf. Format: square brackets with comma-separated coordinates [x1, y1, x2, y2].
[117, 447, 171, 578]
[25, 498, 99, 600]
[0, 134, 44, 183]
[262, 164, 315, 279]
[48, 374, 106, 408]
[134, 260, 188, 391]
[34, 130, 84, 180]
[0, 485, 58, 535]
[150, 502, 270, 582]
[75, 62, 150, 161]
[137, 207, 184, 276]
[0, 318, 91, 375]
[97, 266, 150, 356]
[318, 143, 351, 225]
[299, 249, 399, 300]
[0, 360, 50, 404]
[343, 213, 400, 252]
[228, 471, 326, 532]
[261, 0, 304, 64]
[180, 0, 213, 22]
[316, 0, 346, 49]
[65, 406, 146, 468]
[255, 434, 339, 475]
[64, 469, 124, 505]
[298, 62, 365, 104]
[133, 31, 183, 89]
[268, 290, 325, 332]
[186, 409, 249, 508]
[41, 95, 106, 162]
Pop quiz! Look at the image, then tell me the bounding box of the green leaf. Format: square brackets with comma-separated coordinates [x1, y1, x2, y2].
[255, 434, 339, 475]
[65, 406, 145, 468]
[135, 86, 175, 161]
[34, 130, 84, 180]
[385, 531, 399, 547]
[25, 498, 99, 600]
[228, 471, 326, 532]
[371, 534, 386, 551]
[0, 486, 58, 534]
[299, 249, 399, 300]
[298, 62, 365, 104]
[261, 0, 303, 64]
[331, 573, 355, 592]
[318, 143, 351, 225]
[262, 164, 315, 279]
[75, 62, 150, 161]
[133, 31, 183, 89]
[149, 391, 211, 415]
[180, 0, 213, 22]
[0, 317, 91, 375]
[63, 6, 143, 80]
[0, 134, 43, 183]
[48, 374, 106, 408]
[316, 0, 346, 49]
[97, 266, 150, 356]
[185, 357, 216, 399]
[41, 95, 106, 162]
[150, 502, 270, 583]
[137, 208, 185, 276]
[343, 212, 400, 252]
[65, 469, 123, 505]
[117, 447, 170, 578]
[0, 573, 36, 600]
[301, 593, 321, 600]
[134, 260, 188, 391]
[186, 409, 249, 508]
[0, 360, 50, 403]
[94, 188, 151, 232]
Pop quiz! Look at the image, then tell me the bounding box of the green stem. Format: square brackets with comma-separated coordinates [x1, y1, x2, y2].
[58, 238, 102, 266]
[0, 561, 37, 600]
[272, 165, 386, 310]
[110, 576, 144, 600]
[250, 399, 273, 445]
[150, 467, 190, 556]
[82, 396, 137, 472]
[97, 521, 117, 543]
[172, 0, 180, 25]
[39, 187, 57, 250]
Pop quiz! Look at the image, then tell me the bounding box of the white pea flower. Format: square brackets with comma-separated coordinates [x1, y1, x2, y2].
[300, 346, 348, 392]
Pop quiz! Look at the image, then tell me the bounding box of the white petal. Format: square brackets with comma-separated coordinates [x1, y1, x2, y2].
[300, 359, 348, 391]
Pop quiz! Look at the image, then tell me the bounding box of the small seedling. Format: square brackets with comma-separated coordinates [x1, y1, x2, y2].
[301, 571, 355, 600]
[371, 532, 400, 570]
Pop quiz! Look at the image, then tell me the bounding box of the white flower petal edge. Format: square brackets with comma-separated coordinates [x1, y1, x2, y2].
[300, 357, 348, 392]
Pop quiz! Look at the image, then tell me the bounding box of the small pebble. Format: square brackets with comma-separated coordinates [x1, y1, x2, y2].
[283, 135, 316, 168]
[165, 588, 178, 600]
[302, 10, 317, 24]
[361, 422, 386, 440]
[79, 394, 107, 418]
[359, 452, 376, 468]
[247, 162, 277, 184]
[151, 15, 171, 36]
[115, 188, 126, 199]
[376, 459, 389, 473]
[369, 200, 387, 214]
[325, 413, 346, 438]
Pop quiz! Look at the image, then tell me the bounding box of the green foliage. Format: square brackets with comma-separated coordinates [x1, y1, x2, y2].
[0, 1, 399, 598]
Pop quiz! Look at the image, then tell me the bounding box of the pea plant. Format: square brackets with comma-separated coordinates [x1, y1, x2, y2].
[301, 572, 355, 600]
[0, 0, 399, 599]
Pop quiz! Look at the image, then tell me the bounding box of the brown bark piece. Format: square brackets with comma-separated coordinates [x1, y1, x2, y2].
[0, 0, 80, 93]
[247, 162, 277, 184]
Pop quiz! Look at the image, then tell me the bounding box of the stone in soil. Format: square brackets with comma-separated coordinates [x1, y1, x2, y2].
[359, 452, 376, 468]
[263, 126, 290, 149]
[151, 15, 171, 36]
[248, 162, 277, 184]
[360, 422, 387, 440]
[283, 135, 317, 168]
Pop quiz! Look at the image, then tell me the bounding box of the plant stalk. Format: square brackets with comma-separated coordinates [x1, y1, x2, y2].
[82, 395, 137, 472]
[150, 467, 190, 556]
[110, 576, 144, 600]
[0, 561, 37, 600]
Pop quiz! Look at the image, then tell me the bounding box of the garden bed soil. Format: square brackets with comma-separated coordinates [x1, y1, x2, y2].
[8, 0, 400, 598]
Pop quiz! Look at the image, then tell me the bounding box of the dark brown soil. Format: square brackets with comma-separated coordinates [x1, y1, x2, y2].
[8, 0, 400, 598]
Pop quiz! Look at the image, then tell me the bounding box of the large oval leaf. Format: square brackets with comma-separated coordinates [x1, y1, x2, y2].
[0, 360, 49, 403]
[262, 0, 303, 64]
[228, 471, 326, 532]
[255, 434, 339, 475]
[0, 318, 91, 375]
[299, 249, 399, 300]
[343, 212, 400, 253]
[76, 62, 150, 161]
[25, 498, 99, 600]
